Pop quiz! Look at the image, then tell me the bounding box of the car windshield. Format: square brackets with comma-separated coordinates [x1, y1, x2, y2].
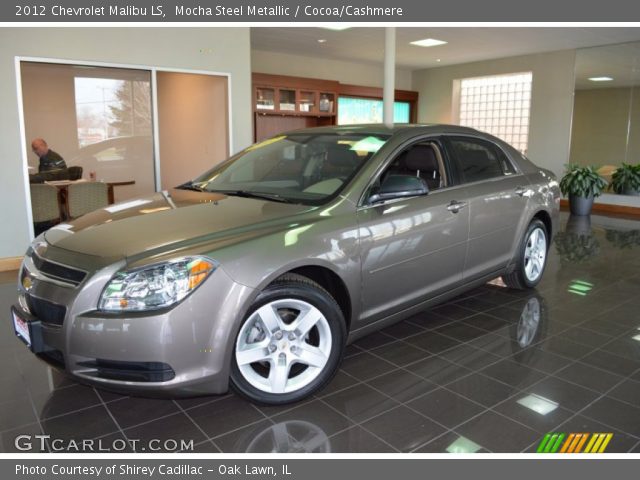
[184, 132, 390, 205]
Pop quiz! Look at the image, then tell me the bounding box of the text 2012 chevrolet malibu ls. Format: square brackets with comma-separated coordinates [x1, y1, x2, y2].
[12, 125, 559, 404]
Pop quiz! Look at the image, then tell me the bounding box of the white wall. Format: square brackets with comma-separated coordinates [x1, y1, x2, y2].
[251, 49, 414, 90]
[157, 71, 229, 190]
[0, 27, 252, 259]
[412, 50, 577, 178]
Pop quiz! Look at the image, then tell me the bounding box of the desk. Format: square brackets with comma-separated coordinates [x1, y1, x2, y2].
[45, 179, 136, 219]
[106, 180, 136, 204]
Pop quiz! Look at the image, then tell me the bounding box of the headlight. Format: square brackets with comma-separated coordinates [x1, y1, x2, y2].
[99, 257, 216, 312]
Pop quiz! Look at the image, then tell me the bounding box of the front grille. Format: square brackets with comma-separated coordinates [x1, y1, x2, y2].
[26, 294, 66, 326]
[31, 253, 86, 286]
[77, 359, 176, 382]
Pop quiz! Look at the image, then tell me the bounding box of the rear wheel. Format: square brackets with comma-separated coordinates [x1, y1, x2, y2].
[230, 274, 346, 405]
[502, 219, 548, 290]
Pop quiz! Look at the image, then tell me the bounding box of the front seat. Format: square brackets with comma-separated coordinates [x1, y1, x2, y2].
[402, 145, 442, 190]
[322, 145, 360, 179]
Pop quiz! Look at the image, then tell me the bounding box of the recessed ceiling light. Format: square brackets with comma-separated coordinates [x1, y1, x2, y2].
[317, 39, 327, 44]
[588, 76, 614, 82]
[410, 38, 447, 48]
[436, 59, 442, 63]
[321, 25, 351, 31]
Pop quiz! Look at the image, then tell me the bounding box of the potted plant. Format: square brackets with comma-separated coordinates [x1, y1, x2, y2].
[611, 163, 640, 196]
[559, 164, 608, 216]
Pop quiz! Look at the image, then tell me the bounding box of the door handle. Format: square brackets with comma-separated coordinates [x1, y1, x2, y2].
[447, 200, 468, 213]
[515, 186, 527, 197]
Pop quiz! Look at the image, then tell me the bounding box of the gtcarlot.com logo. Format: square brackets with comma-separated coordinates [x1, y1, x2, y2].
[536, 432, 613, 453]
[14, 435, 194, 452]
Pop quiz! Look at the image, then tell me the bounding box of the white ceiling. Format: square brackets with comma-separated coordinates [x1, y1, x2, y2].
[250, 27, 640, 71]
[575, 42, 640, 89]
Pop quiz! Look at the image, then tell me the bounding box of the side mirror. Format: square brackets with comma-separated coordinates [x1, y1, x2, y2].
[368, 174, 429, 204]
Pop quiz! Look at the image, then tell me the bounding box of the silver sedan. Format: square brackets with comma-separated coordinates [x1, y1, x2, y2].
[12, 124, 560, 404]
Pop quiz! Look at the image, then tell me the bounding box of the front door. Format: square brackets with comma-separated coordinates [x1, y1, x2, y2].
[356, 140, 470, 326]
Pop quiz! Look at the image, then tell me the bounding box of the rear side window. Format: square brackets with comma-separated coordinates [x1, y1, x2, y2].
[449, 137, 516, 183]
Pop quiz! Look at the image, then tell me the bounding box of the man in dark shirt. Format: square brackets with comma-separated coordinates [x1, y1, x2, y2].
[31, 138, 67, 172]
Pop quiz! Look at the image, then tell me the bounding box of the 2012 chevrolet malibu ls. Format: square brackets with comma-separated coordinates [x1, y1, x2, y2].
[12, 125, 560, 404]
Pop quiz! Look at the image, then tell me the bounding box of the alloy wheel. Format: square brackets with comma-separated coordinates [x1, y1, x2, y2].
[523, 227, 547, 282]
[235, 299, 332, 394]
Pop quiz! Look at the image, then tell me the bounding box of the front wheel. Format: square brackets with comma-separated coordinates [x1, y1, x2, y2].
[502, 219, 549, 290]
[230, 274, 346, 405]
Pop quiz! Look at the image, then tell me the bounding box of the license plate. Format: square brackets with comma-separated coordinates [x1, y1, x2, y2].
[12, 310, 31, 347]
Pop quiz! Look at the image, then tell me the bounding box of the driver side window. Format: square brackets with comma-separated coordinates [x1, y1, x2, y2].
[380, 141, 448, 191]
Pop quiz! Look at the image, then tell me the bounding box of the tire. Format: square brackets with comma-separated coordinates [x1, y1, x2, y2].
[502, 219, 549, 290]
[230, 273, 346, 405]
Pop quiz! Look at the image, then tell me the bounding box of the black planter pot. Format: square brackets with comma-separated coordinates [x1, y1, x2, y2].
[569, 194, 594, 216]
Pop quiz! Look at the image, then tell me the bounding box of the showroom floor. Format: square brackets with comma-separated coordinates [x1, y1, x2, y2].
[1, 213, 640, 453]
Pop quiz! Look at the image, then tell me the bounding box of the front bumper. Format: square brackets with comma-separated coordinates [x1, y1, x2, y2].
[12, 251, 256, 397]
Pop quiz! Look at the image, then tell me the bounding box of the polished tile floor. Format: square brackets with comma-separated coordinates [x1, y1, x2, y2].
[2, 213, 640, 453]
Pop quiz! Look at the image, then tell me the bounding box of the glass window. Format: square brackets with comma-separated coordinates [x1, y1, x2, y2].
[74, 77, 152, 149]
[338, 97, 411, 125]
[377, 142, 448, 192]
[457, 72, 532, 154]
[21, 62, 155, 202]
[449, 137, 515, 183]
[190, 133, 389, 205]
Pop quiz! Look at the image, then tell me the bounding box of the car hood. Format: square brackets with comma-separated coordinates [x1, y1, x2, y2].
[45, 189, 315, 260]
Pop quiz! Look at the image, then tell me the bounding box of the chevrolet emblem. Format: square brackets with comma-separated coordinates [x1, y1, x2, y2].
[21, 275, 33, 291]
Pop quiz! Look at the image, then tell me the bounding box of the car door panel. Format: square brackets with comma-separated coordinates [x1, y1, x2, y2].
[356, 187, 470, 326]
[444, 136, 530, 281]
[463, 175, 530, 280]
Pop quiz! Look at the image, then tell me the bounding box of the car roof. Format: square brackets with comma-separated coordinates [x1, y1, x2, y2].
[282, 123, 484, 137]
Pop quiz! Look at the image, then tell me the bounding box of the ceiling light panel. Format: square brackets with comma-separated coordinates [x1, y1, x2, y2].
[410, 38, 448, 48]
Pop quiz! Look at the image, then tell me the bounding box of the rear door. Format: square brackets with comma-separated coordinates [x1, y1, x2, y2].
[445, 135, 530, 281]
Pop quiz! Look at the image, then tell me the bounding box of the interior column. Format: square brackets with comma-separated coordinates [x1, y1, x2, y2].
[383, 27, 396, 126]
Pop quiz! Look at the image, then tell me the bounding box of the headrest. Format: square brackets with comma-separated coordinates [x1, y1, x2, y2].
[326, 145, 360, 168]
[403, 145, 438, 171]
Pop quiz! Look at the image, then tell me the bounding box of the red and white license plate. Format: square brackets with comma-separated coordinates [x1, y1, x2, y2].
[12, 310, 31, 347]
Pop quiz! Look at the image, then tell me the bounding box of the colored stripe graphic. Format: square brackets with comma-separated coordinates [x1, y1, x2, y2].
[584, 433, 614, 453]
[567, 433, 583, 453]
[559, 433, 575, 453]
[537, 433, 566, 453]
[598, 433, 613, 453]
[538, 433, 613, 453]
[574, 433, 589, 453]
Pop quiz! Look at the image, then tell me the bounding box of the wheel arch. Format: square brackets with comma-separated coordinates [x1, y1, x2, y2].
[532, 209, 553, 246]
[251, 265, 350, 331]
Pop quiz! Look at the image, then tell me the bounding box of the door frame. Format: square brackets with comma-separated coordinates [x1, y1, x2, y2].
[15, 55, 233, 240]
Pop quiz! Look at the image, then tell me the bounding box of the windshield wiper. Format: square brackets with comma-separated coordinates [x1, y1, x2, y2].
[212, 190, 295, 204]
[175, 181, 205, 192]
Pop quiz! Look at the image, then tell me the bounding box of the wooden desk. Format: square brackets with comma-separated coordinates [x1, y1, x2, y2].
[106, 180, 136, 204]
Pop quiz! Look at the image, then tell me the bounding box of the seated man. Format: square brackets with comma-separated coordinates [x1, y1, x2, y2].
[31, 138, 67, 173]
